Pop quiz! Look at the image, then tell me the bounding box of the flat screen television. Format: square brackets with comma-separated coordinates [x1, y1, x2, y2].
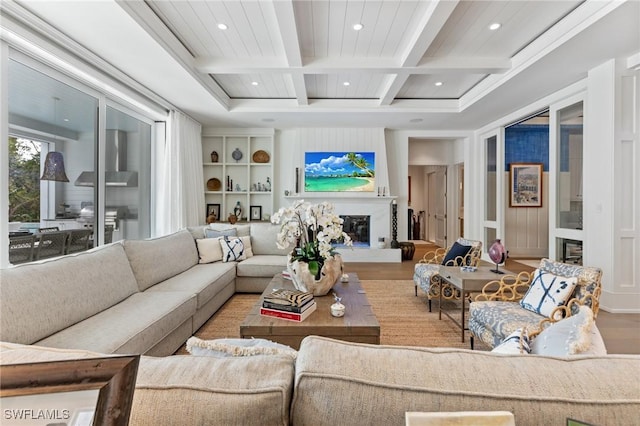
[304, 152, 375, 192]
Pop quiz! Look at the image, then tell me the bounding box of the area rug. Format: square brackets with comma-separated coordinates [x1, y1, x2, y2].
[176, 279, 483, 354]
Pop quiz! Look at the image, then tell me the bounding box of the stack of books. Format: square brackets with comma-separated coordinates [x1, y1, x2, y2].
[260, 288, 316, 322]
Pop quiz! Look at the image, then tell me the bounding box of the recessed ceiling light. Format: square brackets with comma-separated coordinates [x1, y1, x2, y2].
[489, 22, 501, 31]
[251, 81, 259, 86]
[343, 81, 350, 86]
[262, 118, 275, 123]
[63, 118, 70, 122]
[353, 23, 364, 31]
[218, 23, 228, 30]
[409, 118, 423, 123]
[434, 81, 443, 86]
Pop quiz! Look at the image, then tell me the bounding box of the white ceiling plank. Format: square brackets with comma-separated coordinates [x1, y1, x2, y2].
[377, 0, 459, 105]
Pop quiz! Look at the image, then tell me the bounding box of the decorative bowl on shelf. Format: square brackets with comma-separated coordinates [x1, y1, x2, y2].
[252, 150, 270, 163]
[206, 178, 221, 191]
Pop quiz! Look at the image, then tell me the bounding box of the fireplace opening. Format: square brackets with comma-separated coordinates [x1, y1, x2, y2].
[340, 215, 370, 247]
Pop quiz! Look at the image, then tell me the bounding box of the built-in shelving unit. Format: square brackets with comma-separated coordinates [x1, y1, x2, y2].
[201, 129, 274, 222]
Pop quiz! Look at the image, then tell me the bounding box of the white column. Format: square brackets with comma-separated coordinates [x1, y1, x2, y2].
[586, 59, 640, 312]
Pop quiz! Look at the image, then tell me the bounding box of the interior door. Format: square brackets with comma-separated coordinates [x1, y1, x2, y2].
[427, 172, 436, 242]
[434, 167, 447, 247]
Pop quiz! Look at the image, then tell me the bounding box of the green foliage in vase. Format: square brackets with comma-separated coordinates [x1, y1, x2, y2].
[271, 200, 352, 279]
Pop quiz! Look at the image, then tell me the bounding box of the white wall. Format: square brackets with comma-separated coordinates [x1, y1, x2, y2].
[504, 172, 549, 258]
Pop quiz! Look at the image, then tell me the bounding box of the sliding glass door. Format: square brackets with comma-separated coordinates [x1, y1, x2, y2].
[550, 97, 584, 264]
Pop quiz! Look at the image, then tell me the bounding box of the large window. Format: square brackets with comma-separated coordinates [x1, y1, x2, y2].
[6, 57, 154, 264]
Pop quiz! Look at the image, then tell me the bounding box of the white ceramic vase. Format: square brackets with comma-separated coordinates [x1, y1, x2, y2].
[287, 254, 343, 296]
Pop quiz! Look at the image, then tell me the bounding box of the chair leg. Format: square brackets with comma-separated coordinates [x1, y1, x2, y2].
[414, 284, 417, 296]
[428, 299, 432, 312]
[470, 336, 475, 350]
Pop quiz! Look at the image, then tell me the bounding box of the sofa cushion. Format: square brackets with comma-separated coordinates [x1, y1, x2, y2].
[207, 223, 250, 237]
[520, 269, 577, 318]
[468, 300, 547, 348]
[36, 292, 197, 354]
[196, 237, 224, 263]
[292, 336, 640, 426]
[0, 341, 107, 364]
[0, 243, 139, 345]
[204, 228, 237, 238]
[250, 222, 292, 255]
[130, 353, 295, 426]
[441, 241, 471, 266]
[123, 230, 198, 291]
[146, 262, 236, 309]
[236, 255, 288, 277]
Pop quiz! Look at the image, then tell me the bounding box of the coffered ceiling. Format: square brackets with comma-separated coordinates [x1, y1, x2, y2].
[5, 0, 640, 129]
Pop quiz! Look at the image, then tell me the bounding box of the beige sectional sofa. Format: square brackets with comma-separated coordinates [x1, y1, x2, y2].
[2, 224, 639, 425]
[1, 337, 639, 426]
[1, 222, 288, 356]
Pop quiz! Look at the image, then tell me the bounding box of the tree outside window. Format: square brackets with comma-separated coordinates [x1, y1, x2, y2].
[9, 137, 41, 222]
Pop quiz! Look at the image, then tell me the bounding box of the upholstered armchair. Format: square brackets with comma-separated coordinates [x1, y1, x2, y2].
[413, 238, 483, 311]
[468, 258, 602, 349]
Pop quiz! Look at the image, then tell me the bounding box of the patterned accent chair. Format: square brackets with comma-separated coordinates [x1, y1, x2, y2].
[469, 258, 602, 349]
[413, 238, 483, 311]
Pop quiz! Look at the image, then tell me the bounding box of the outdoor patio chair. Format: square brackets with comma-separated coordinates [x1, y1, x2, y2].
[9, 234, 36, 264]
[413, 238, 483, 311]
[35, 231, 68, 260]
[468, 258, 602, 349]
[65, 228, 93, 254]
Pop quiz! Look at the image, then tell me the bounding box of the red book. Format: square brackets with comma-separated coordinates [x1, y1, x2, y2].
[259, 301, 317, 322]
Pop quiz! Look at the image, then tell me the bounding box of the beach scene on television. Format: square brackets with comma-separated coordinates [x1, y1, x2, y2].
[304, 152, 375, 192]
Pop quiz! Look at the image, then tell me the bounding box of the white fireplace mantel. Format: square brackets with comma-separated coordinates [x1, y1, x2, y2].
[283, 195, 401, 263]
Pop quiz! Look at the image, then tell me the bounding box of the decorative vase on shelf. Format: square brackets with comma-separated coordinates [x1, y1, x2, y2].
[210, 151, 218, 162]
[489, 239, 506, 274]
[228, 214, 238, 224]
[232, 148, 243, 162]
[287, 254, 343, 296]
[233, 201, 243, 219]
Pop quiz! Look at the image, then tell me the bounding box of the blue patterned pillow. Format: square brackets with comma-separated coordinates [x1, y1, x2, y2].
[220, 236, 246, 262]
[520, 269, 577, 319]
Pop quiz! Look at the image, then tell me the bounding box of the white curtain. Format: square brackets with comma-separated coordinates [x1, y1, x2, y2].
[156, 110, 204, 235]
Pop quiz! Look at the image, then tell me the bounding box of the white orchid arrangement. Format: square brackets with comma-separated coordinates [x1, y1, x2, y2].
[271, 200, 352, 278]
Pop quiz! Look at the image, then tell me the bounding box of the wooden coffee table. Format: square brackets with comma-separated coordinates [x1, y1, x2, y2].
[240, 273, 380, 349]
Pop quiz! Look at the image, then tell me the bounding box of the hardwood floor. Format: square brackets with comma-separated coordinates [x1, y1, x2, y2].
[345, 242, 640, 355]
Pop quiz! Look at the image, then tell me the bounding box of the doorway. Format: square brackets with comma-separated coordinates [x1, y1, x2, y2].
[427, 166, 447, 247]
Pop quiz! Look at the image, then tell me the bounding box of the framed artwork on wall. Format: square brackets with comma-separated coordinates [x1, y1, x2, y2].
[250, 205, 262, 221]
[304, 152, 375, 192]
[509, 163, 543, 207]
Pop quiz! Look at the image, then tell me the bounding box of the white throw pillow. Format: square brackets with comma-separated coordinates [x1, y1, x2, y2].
[492, 328, 530, 355]
[186, 337, 297, 359]
[520, 268, 577, 318]
[530, 305, 606, 356]
[196, 237, 223, 264]
[220, 236, 247, 262]
[240, 236, 253, 258]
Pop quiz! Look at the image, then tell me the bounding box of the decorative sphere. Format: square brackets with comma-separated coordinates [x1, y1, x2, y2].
[489, 239, 506, 264]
